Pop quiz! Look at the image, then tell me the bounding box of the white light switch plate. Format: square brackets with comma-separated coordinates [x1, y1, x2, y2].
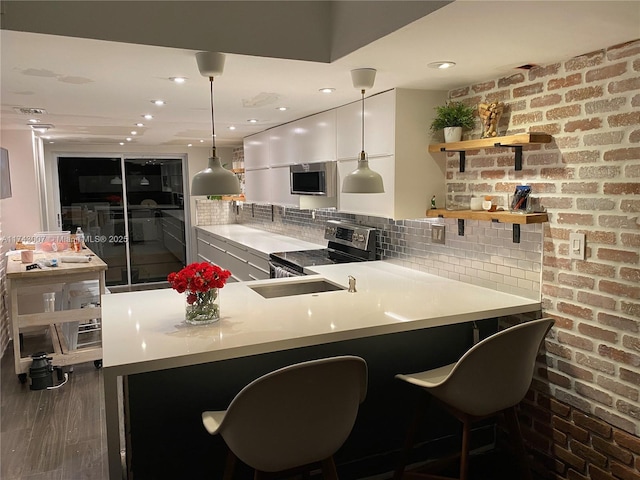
[569, 233, 586, 260]
[432, 224, 445, 244]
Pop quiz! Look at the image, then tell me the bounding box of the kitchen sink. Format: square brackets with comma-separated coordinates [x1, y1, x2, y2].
[250, 279, 346, 299]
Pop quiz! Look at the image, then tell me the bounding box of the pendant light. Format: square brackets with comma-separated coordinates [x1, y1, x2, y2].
[140, 176, 150, 186]
[341, 68, 384, 194]
[110, 176, 122, 185]
[190, 52, 241, 196]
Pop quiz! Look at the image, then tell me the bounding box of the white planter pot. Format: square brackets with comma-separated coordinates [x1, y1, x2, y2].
[444, 126, 462, 143]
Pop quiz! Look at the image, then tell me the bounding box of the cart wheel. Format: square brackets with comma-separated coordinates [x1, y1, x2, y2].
[18, 373, 27, 384]
[94, 360, 103, 369]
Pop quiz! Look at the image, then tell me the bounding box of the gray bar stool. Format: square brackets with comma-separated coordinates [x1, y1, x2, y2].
[394, 318, 554, 480]
[202, 355, 368, 480]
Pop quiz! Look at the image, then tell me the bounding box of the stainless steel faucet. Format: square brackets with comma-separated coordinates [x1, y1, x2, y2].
[348, 275, 357, 293]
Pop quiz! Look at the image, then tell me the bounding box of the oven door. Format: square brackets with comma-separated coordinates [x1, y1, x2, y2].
[269, 261, 304, 278]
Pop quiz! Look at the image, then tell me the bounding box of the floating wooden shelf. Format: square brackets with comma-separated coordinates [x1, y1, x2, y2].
[426, 209, 548, 243]
[221, 194, 246, 201]
[231, 168, 245, 173]
[428, 132, 553, 171]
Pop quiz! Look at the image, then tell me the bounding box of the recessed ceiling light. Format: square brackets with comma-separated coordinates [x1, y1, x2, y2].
[28, 118, 40, 124]
[248, 119, 258, 123]
[276, 107, 288, 111]
[136, 123, 144, 127]
[143, 114, 153, 120]
[199, 139, 204, 143]
[48, 141, 54, 144]
[319, 88, 335, 94]
[428, 61, 456, 69]
[131, 131, 137, 135]
[170, 77, 187, 84]
[119, 142, 125, 146]
[126, 137, 132, 142]
[229, 126, 236, 130]
[187, 143, 193, 147]
[152, 100, 166, 106]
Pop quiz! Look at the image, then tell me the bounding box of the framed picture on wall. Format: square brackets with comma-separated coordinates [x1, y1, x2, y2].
[0, 147, 12, 199]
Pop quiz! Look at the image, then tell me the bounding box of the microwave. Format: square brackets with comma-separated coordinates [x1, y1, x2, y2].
[290, 162, 337, 196]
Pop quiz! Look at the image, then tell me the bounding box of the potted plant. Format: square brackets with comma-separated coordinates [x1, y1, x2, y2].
[430, 101, 476, 143]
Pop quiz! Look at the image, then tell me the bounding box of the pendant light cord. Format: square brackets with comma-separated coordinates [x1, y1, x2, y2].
[360, 89, 365, 156]
[209, 76, 216, 157]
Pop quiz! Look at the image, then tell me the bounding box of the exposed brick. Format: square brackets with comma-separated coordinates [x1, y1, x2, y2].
[597, 376, 639, 402]
[599, 215, 640, 229]
[561, 182, 599, 194]
[549, 73, 583, 90]
[484, 90, 510, 103]
[598, 313, 639, 333]
[576, 197, 616, 210]
[635, 58, 640, 72]
[620, 302, 640, 318]
[541, 168, 575, 180]
[632, 129, 640, 143]
[573, 410, 613, 438]
[577, 291, 617, 310]
[558, 329, 594, 349]
[575, 352, 615, 375]
[576, 261, 616, 278]
[557, 213, 594, 226]
[585, 97, 627, 114]
[558, 359, 594, 381]
[575, 381, 613, 406]
[578, 323, 618, 343]
[564, 118, 603, 132]
[585, 62, 628, 82]
[471, 80, 495, 93]
[450, 86, 469, 98]
[547, 105, 582, 120]
[542, 284, 574, 300]
[550, 397, 572, 417]
[609, 77, 640, 94]
[626, 164, 640, 177]
[570, 439, 608, 468]
[566, 51, 605, 71]
[525, 181, 557, 193]
[584, 131, 624, 146]
[554, 444, 587, 472]
[597, 248, 639, 264]
[558, 273, 595, 289]
[577, 166, 620, 179]
[567, 469, 590, 480]
[620, 199, 640, 213]
[620, 368, 640, 386]
[622, 335, 640, 353]
[610, 461, 640, 480]
[553, 416, 590, 443]
[548, 369, 572, 388]
[604, 147, 640, 162]
[600, 280, 640, 300]
[604, 182, 640, 195]
[479, 170, 506, 179]
[613, 430, 640, 455]
[556, 390, 592, 413]
[498, 73, 525, 87]
[514, 82, 544, 97]
[621, 233, 640, 248]
[593, 435, 635, 465]
[531, 94, 563, 108]
[598, 345, 640, 368]
[562, 150, 601, 164]
[566, 86, 604, 103]
[513, 111, 543, 125]
[589, 465, 617, 480]
[526, 152, 561, 165]
[607, 40, 640, 60]
[530, 63, 561, 80]
[546, 340, 572, 359]
[620, 267, 640, 283]
[554, 135, 581, 148]
[554, 428, 569, 446]
[543, 197, 574, 209]
[616, 399, 640, 420]
[608, 111, 640, 127]
[634, 94, 640, 107]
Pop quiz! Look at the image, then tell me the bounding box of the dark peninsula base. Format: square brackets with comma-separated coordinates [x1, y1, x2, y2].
[125, 319, 499, 479]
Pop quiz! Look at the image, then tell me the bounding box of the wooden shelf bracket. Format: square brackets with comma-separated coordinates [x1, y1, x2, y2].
[493, 142, 523, 170]
[440, 147, 466, 172]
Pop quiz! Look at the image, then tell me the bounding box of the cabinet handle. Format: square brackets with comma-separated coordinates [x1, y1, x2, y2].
[247, 262, 269, 274]
[248, 274, 258, 280]
[226, 251, 247, 263]
[211, 244, 225, 252]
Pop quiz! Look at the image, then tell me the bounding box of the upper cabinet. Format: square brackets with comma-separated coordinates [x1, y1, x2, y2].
[270, 110, 336, 166]
[244, 131, 270, 170]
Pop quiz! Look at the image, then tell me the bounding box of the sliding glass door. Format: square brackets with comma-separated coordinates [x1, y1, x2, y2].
[57, 155, 186, 288]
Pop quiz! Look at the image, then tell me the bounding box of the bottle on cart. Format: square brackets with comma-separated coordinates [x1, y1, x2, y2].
[75, 227, 85, 251]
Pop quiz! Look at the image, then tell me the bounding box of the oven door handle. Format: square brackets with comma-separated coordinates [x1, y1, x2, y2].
[269, 262, 302, 278]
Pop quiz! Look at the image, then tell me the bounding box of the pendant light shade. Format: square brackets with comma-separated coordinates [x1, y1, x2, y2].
[110, 176, 122, 185]
[342, 68, 384, 194]
[191, 52, 241, 196]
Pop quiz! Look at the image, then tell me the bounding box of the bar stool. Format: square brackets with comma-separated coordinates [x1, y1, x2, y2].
[393, 318, 554, 480]
[201, 355, 368, 480]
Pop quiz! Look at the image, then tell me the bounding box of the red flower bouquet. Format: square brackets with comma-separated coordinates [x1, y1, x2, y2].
[168, 262, 231, 324]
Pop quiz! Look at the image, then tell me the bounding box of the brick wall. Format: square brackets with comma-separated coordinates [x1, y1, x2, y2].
[449, 39, 640, 478]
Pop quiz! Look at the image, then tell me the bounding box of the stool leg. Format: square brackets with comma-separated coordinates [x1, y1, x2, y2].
[459, 417, 471, 480]
[393, 393, 431, 480]
[222, 449, 237, 480]
[504, 407, 532, 480]
[321, 457, 339, 480]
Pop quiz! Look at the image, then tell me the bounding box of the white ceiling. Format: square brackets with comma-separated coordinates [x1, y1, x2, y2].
[1, 1, 638, 148]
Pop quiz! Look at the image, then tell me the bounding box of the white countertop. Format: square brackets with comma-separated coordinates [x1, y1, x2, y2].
[102, 261, 540, 375]
[196, 224, 325, 257]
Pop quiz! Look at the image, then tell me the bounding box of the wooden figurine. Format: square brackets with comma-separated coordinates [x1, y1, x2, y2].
[478, 101, 505, 138]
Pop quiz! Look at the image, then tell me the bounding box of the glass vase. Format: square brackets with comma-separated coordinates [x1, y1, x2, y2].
[185, 288, 220, 325]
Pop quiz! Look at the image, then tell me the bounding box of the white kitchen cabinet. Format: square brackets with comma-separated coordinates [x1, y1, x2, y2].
[337, 88, 447, 220]
[244, 168, 271, 204]
[244, 130, 270, 170]
[270, 166, 300, 207]
[337, 89, 395, 160]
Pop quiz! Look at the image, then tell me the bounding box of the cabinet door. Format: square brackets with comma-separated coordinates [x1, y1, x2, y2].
[337, 155, 395, 218]
[337, 89, 395, 160]
[243, 131, 270, 170]
[269, 124, 294, 167]
[294, 110, 336, 163]
[269, 166, 300, 207]
[244, 168, 271, 204]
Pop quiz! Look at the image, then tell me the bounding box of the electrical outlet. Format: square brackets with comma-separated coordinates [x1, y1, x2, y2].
[569, 232, 586, 260]
[432, 224, 445, 244]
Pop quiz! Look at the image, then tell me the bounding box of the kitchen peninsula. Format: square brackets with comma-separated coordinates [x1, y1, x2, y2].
[102, 261, 541, 479]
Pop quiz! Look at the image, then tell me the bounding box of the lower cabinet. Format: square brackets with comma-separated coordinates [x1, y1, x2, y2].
[196, 229, 270, 282]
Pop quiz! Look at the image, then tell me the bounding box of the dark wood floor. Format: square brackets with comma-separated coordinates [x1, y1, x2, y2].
[1, 337, 108, 480]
